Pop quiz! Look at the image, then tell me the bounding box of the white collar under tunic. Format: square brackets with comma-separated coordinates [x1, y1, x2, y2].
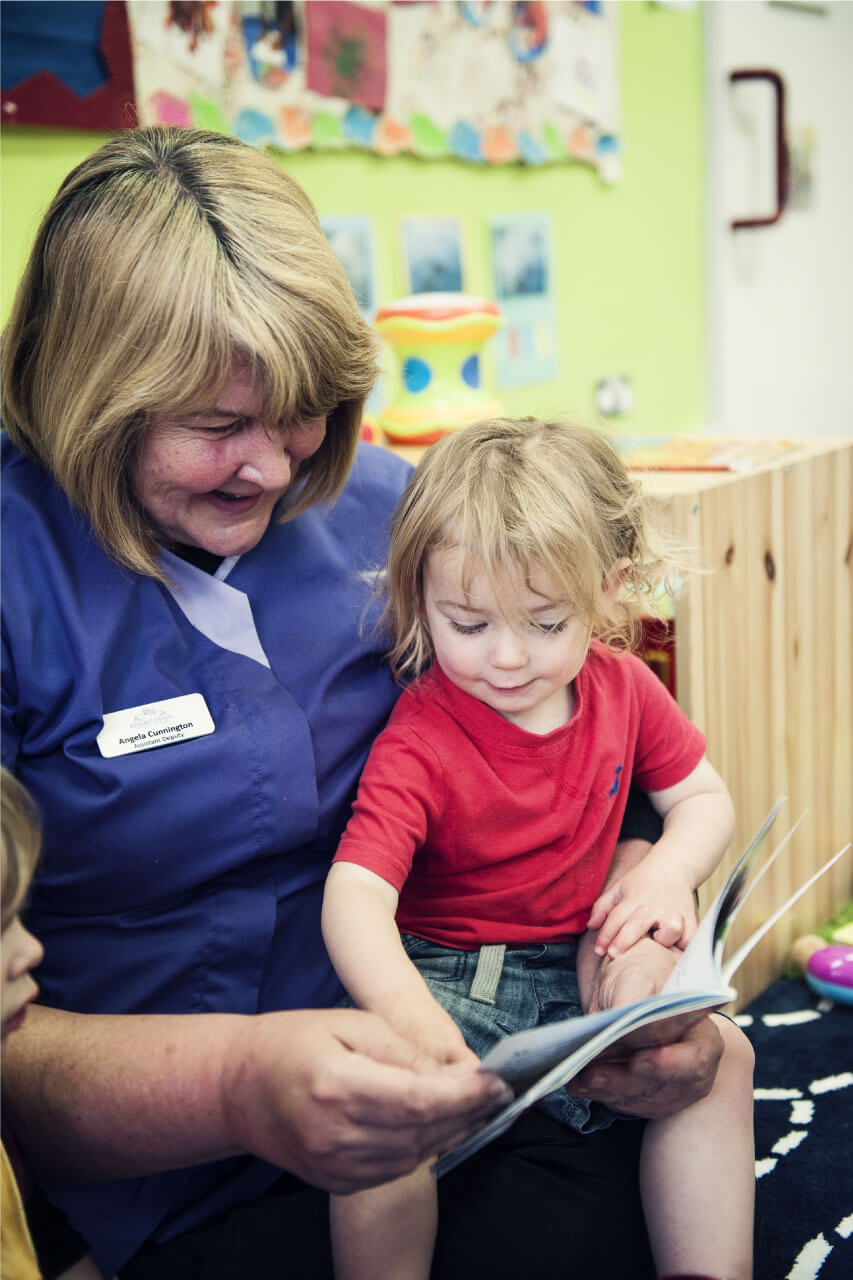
[159, 547, 271, 669]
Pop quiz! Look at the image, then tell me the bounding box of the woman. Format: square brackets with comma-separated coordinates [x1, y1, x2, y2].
[1, 127, 723, 1280]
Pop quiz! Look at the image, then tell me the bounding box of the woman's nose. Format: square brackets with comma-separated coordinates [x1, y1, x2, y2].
[235, 418, 326, 488]
[235, 432, 291, 488]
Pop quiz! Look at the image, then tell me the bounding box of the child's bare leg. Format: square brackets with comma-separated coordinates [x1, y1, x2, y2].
[330, 1162, 436, 1280]
[640, 1016, 755, 1280]
[56, 1258, 114, 1280]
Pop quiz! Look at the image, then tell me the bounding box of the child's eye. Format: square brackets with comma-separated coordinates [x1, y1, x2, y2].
[450, 620, 486, 635]
[534, 619, 568, 634]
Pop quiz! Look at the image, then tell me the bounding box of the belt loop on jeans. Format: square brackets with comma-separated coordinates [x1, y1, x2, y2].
[468, 943, 506, 1005]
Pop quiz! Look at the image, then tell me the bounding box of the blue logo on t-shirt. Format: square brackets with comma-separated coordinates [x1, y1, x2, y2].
[609, 764, 623, 797]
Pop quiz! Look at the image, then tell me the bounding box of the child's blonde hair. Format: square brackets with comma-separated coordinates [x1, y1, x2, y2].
[1, 770, 41, 932]
[386, 416, 685, 679]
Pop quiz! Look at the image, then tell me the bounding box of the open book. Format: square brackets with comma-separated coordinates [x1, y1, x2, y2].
[436, 800, 850, 1176]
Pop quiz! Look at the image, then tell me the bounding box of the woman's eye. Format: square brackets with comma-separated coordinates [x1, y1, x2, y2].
[199, 418, 246, 438]
[450, 620, 486, 635]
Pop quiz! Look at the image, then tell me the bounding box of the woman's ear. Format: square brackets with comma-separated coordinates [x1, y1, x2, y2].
[602, 557, 632, 600]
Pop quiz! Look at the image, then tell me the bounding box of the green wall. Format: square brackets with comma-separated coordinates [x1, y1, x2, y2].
[0, 2, 706, 434]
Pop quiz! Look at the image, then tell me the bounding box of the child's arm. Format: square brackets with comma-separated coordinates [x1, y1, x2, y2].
[587, 757, 735, 958]
[322, 861, 476, 1067]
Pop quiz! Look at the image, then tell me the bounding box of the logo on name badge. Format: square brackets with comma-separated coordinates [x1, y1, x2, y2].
[97, 693, 215, 759]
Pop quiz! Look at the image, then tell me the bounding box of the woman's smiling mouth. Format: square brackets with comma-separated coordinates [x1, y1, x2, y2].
[207, 489, 265, 511]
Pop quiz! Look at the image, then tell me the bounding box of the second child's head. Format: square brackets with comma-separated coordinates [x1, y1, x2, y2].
[385, 418, 680, 707]
[1, 770, 44, 1039]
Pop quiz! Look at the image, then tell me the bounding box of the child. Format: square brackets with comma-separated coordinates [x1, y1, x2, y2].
[1, 770, 43, 1280]
[1, 770, 110, 1280]
[322, 418, 755, 1280]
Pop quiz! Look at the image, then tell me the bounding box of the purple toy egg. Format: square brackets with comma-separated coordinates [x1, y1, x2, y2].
[807, 945, 853, 989]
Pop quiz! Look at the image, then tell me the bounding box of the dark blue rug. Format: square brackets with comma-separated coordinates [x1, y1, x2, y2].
[736, 978, 852, 1279]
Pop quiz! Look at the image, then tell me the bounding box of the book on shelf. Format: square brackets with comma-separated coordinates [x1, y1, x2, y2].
[436, 801, 850, 1177]
[622, 437, 803, 473]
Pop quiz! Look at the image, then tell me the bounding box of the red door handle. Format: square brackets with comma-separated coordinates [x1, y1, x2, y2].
[729, 68, 790, 229]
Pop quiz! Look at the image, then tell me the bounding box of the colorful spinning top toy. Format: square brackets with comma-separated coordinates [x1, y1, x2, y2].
[375, 293, 503, 445]
[790, 927, 853, 1007]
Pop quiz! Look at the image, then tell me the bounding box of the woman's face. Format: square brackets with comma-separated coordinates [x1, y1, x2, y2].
[133, 362, 327, 558]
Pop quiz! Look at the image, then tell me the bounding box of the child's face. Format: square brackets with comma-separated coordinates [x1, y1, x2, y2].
[423, 545, 592, 734]
[1, 914, 43, 1038]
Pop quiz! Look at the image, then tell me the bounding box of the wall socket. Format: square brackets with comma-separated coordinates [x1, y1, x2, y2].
[594, 374, 634, 417]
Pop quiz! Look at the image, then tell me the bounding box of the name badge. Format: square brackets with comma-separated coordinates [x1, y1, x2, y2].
[97, 693, 215, 758]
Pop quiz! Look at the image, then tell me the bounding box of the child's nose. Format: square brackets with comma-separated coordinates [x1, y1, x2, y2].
[490, 628, 528, 669]
[8, 919, 44, 978]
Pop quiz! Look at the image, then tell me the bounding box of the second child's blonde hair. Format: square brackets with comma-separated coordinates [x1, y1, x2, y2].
[386, 417, 686, 679]
[1, 770, 41, 933]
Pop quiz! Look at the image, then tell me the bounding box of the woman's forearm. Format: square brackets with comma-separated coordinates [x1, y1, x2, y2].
[2, 1002, 510, 1194]
[1, 1004, 243, 1181]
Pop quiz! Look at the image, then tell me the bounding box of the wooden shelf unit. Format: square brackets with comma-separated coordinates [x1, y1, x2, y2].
[641, 439, 852, 1006]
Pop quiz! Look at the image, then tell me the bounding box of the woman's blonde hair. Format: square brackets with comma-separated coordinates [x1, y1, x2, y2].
[1, 126, 380, 577]
[386, 417, 687, 679]
[1, 770, 41, 933]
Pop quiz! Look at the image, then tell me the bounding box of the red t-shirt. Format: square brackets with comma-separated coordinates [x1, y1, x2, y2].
[334, 643, 706, 948]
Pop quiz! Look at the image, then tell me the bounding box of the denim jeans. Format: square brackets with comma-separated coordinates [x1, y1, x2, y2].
[400, 935, 614, 1134]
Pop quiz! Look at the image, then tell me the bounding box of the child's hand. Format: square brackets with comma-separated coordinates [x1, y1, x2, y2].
[586, 861, 698, 959]
[386, 998, 479, 1070]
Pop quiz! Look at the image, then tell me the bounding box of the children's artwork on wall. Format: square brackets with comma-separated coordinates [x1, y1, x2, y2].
[1, 0, 136, 130]
[548, 3, 620, 180]
[128, 0, 622, 177]
[489, 213, 558, 389]
[401, 216, 464, 296]
[305, 0, 387, 114]
[320, 214, 379, 318]
[125, 1, 231, 132]
[320, 213, 387, 422]
[241, 2, 299, 89]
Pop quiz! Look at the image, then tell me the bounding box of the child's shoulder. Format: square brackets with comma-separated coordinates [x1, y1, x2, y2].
[585, 641, 669, 697]
[371, 671, 454, 777]
[586, 639, 646, 674]
[387, 668, 443, 725]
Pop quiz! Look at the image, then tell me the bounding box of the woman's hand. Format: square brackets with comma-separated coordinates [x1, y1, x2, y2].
[578, 933, 681, 1016]
[220, 1007, 508, 1192]
[566, 1014, 725, 1121]
[572, 930, 724, 1120]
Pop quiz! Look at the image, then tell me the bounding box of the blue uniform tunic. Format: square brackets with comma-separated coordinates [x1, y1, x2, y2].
[1, 435, 411, 1273]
